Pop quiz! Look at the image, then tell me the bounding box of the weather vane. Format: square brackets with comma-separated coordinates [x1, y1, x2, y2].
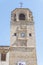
[20, 2, 23, 8]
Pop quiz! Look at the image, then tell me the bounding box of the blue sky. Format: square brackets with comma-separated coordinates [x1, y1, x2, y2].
[0, 0, 43, 65]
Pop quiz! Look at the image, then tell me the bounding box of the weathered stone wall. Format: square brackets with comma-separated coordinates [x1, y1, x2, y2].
[9, 47, 37, 65]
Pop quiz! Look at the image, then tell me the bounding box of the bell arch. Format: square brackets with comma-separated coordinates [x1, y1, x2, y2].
[19, 13, 25, 20]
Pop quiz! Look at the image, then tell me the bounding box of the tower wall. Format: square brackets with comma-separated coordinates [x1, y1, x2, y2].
[10, 8, 37, 65]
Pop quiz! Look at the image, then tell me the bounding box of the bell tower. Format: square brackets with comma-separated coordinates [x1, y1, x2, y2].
[10, 8, 37, 65]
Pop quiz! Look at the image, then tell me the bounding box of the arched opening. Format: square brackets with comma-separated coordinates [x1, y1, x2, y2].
[19, 13, 25, 20]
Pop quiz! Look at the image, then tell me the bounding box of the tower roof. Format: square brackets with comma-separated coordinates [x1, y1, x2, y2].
[11, 8, 32, 14]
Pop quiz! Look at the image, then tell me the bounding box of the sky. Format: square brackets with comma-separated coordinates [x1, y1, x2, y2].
[0, 0, 43, 65]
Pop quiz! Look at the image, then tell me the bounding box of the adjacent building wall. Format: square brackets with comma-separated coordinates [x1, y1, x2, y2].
[0, 52, 9, 65]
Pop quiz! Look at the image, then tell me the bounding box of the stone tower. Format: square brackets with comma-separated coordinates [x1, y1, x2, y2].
[10, 8, 37, 65]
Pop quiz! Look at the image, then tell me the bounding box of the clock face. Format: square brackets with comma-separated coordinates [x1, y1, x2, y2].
[21, 32, 25, 37]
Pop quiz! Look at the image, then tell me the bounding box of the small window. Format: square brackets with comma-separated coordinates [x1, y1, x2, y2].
[1, 53, 6, 61]
[14, 33, 16, 36]
[19, 13, 25, 20]
[29, 33, 32, 36]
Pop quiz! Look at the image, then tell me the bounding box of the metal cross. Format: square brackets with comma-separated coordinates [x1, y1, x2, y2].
[20, 2, 23, 8]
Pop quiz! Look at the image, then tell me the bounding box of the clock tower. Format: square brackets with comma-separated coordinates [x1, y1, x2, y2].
[10, 8, 37, 65]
